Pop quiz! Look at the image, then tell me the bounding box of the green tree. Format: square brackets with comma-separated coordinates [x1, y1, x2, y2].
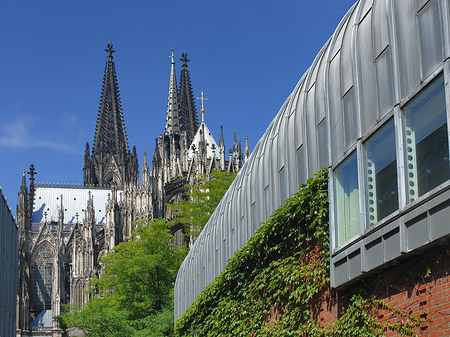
[62, 219, 186, 336]
[62, 170, 236, 336]
[170, 170, 236, 240]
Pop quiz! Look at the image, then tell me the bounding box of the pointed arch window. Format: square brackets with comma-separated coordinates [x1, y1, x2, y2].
[31, 243, 53, 312]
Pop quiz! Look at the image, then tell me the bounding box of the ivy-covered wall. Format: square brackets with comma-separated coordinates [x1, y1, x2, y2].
[175, 169, 450, 336]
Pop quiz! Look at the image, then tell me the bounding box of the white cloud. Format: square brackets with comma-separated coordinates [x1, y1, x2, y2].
[0, 114, 79, 153]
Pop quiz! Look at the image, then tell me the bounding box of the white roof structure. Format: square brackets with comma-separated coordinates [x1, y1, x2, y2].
[187, 122, 220, 160]
[31, 185, 121, 225]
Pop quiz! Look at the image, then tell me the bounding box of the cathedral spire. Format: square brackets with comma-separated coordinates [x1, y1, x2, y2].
[165, 49, 181, 136]
[85, 42, 136, 188]
[17, 169, 28, 232]
[142, 151, 149, 187]
[219, 125, 225, 148]
[179, 51, 199, 142]
[244, 134, 251, 161]
[27, 164, 37, 223]
[20, 168, 27, 194]
[92, 42, 129, 159]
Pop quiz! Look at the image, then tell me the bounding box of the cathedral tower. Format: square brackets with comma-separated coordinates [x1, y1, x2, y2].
[178, 51, 199, 144]
[83, 42, 138, 188]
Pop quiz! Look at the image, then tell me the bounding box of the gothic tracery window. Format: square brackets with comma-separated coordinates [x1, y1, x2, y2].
[31, 243, 53, 312]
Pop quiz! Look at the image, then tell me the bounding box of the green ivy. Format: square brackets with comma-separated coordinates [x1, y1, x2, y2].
[175, 168, 424, 336]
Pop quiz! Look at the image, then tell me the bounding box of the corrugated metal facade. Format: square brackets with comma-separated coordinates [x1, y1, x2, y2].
[0, 187, 18, 336]
[175, 0, 450, 321]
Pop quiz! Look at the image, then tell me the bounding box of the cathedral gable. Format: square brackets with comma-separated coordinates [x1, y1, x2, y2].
[31, 221, 57, 256]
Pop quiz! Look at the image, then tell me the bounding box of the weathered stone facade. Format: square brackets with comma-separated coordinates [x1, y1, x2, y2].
[16, 44, 248, 336]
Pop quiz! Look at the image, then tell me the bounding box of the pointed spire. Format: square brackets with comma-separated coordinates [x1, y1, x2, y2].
[85, 43, 136, 187]
[93, 42, 129, 158]
[20, 168, 27, 193]
[27, 164, 37, 220]
[233, 130, 238, 152]
[165, 49, 181, 136]
[143, 151, 148, 167]
[219, 125, 225, 170]
[238, 138, 242, 156]
[105, 41, 115, 59]
[244, 134, 250, 161]
[179, 51, 199, 142]
[17, 168, 28, 231]
[153, 138, 161, 164]
[219, 125, 225, 148]
[142, 151, 149, 187]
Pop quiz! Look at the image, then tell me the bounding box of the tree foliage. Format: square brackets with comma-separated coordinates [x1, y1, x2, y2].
[62, 219, 186, 337]
[169, 170, 236, 239]
[61, 170, 236, 336]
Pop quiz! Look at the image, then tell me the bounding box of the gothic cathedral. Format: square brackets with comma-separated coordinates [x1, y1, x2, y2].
[16, 43, 250, 336]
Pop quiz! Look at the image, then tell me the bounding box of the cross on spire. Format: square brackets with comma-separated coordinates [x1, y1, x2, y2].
[180, 51, 190, 65]
[169, 48, 176, 64]
[105, 42, 115, 58]
[196, 91, 208, 123]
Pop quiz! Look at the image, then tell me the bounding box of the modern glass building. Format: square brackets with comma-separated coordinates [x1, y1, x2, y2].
[174, 0, 450, 321]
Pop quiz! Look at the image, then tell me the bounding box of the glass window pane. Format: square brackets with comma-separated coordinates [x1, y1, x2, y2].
[334, 151, 360, 247]
[404, 73, 449, 202]
[365, 119, 398, 227]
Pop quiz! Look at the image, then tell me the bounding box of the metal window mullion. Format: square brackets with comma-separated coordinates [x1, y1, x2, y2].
[352, 2, 364, 140]
[329, 168, 337, 254]
[444, 60, 450, 168]
[394, 106, 407, 211]
[440, 0, 450, 57]
[357, 142, 366, 236]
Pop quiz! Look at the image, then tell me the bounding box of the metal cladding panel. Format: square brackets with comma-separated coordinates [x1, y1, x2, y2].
[405, 213, 429, 251]
[394, 0, 422, 98]
[306, 85, 318, 173]
[287, 110, 299, 197]
[430, 199, 450, 238]
[317, 121, 329, 169]
[315, 47, 329, 125]
[329, 52, 345, 162]
[277, 110, 287, 172]
[271, 136, 281, 211]
[32, 186, 115, 225]
[359, 0, 373, 21]
[358, 8, 378, 133]
[174, 0, 450, 321]
[373, 0, 389, 57]
[343, 87, 358, 150]
[375, 47, 395, 117]
[294, 83, 305, 150]
[340, 12, 355, 95]
[418, 0, 444, 78]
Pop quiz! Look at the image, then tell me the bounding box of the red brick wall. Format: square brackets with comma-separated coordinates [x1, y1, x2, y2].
[315, 247, 450, 336]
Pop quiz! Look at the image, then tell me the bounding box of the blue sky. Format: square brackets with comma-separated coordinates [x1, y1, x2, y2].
[0, 0, 356, 216]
